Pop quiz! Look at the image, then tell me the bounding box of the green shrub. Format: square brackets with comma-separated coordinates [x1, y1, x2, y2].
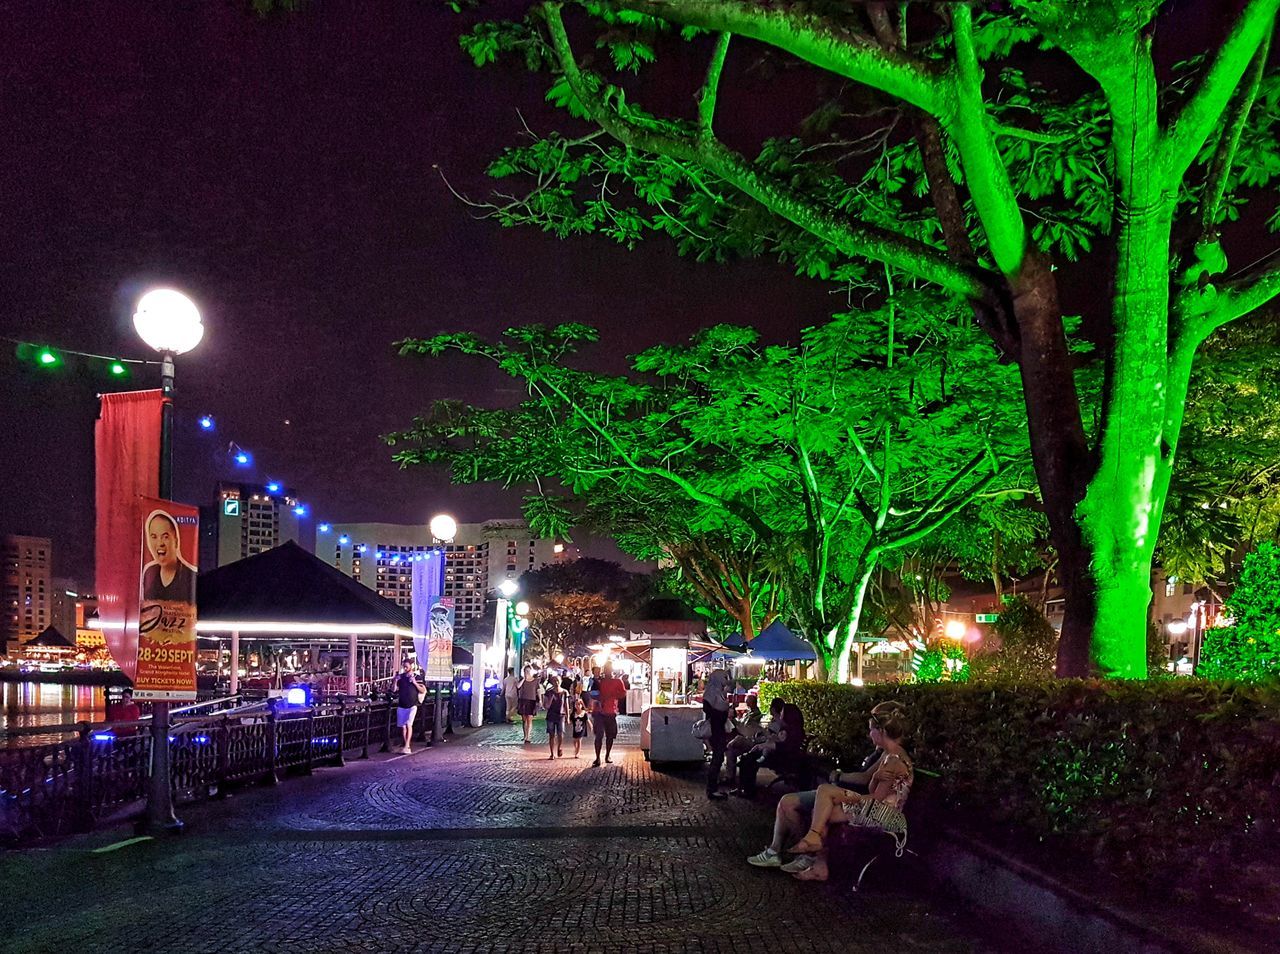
[1200, 541, 1280, 680]
[758, 678, 1280, 892]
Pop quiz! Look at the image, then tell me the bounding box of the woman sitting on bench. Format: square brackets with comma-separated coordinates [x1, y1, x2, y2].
[785, 701, 912, 881]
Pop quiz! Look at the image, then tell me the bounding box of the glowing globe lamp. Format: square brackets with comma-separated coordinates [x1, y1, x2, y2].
[498, 579, 518, 598]
[133, 289, 204, 355]
[286, 686, 308, 706]
[429, 513, 457, 542]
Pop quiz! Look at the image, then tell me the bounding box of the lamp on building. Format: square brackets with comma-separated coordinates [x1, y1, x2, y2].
[133, 286, 203, 837]
[429, 513, 457, 544]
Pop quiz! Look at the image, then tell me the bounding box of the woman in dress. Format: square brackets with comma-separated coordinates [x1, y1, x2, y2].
[515, 666, 540, 744]
[785, 701, 913, 881]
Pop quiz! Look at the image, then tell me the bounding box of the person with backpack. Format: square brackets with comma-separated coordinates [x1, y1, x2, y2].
[394, 660, 426, 754]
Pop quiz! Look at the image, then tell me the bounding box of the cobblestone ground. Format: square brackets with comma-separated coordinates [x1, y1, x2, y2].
[0, 720, 997, 954]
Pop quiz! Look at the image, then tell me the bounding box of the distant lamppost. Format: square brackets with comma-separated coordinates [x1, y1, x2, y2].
[133, 287, 204, 835]
[496, 578, 518, 676]
[426, 513, 457, 742]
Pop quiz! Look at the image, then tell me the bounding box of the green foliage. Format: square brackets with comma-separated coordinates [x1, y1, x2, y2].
[1199, 542, 1280, 680]
[390, 301, 1029, 680]
[969, 596, 1058, 681]
[758, 679, 1280, 893]
[912, 644, 970, 683]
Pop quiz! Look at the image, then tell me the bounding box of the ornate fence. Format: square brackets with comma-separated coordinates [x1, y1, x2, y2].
[0, 698, 414, 847]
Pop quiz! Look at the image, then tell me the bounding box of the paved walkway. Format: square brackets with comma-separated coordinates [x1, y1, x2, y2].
[0, 721, 996, 953]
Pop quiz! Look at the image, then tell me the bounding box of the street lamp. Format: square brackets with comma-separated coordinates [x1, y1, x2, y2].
[498, 579, 518, 599]
[429, 513, 457, 543]
[134, 287, 203, 835]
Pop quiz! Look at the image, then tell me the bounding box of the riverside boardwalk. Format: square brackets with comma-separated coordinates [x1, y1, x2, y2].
[0, 720, 993, 953]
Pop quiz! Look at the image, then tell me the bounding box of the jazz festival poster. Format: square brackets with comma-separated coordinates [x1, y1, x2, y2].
[411, 550, 455, 683]
[134, 497, 199, 701]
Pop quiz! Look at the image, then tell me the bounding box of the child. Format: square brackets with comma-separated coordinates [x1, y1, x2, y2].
[570, 698, 590, 758]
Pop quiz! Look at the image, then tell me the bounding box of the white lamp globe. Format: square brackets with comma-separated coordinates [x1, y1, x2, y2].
[498, 579, 518, 598]
[515, 601, 531, 617]
[429, 513, 457, 542]
[133, 289, 203, 355]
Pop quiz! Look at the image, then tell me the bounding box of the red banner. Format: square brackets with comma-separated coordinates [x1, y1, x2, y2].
[135, 498, 198, 700]
[95, 390, 163, 682]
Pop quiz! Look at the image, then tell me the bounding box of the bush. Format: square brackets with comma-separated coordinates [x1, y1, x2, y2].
[758, 678, 1280, 892]
[1199, 541, 1280, 680]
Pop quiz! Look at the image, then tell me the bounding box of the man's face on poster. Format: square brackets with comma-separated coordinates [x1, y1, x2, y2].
[147, 515, 179, 568]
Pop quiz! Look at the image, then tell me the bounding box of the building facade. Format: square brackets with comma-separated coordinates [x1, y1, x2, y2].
[2, 534, 52, 652]
[326, 520, 566, 624]
[200, 482, 312, 570]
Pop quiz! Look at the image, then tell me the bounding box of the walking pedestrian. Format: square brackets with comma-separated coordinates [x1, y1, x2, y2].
[395, 660, 425, 755]
[591, 662, 626, 766]
[501, 667, 519, 724]
[702, 667, 732, 800]
[516, 665, 540, 743]
[544, 679, 566, 759]
[570, 697, 589, 758]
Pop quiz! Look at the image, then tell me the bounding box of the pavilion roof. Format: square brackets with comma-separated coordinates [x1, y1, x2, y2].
[196, 541, 413, 637]
[28, 625, 76, 648]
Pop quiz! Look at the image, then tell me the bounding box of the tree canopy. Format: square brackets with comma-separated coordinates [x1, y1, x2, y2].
[446, 0, 1280, 677]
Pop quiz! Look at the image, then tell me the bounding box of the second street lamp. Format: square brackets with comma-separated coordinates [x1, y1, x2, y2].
[134, 287, 204, 835]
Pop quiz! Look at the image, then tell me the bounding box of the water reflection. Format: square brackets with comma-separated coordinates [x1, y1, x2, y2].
[2, 682, 105, 746]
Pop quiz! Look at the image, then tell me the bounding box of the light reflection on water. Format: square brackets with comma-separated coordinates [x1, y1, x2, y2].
[1, 682, 106, 747]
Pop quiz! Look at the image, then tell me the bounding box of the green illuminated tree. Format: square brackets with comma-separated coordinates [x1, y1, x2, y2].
[1198, 541, 1280, 679]
[391, 297, 1029, 681]
[450, 0, 1280, 677]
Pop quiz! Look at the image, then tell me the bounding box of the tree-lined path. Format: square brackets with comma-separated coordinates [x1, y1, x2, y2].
[0, 722, 992, 953]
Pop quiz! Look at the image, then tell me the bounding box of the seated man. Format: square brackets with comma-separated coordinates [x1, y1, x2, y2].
[733, 702, 805, 797]
[722, 694, 766, 788]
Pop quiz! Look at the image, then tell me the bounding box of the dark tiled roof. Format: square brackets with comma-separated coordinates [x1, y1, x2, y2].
[29, 625, 75, 648]
[197, 541, 411, 630]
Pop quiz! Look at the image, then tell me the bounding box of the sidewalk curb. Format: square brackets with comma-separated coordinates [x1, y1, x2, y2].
[928, 829, 1258, 954]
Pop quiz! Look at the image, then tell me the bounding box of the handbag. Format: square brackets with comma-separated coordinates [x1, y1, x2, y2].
[691, 718, 712, 741]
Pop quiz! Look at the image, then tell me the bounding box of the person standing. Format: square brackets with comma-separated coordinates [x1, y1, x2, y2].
[544, 679, 566, 759]
[501, 668, 519, 724]
[106, 688, 142, 737]
[591, 662, 626, 766]
[570, 697, 590, 758]
[395, 660, 425, 755]
[702, 667, 732, 800]
[516, 665, 540, 744]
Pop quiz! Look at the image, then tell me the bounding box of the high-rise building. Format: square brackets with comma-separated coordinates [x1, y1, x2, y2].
[1, 534, 52, 652]
[199, 482, 313, 570]
[326, 520, 567, 624]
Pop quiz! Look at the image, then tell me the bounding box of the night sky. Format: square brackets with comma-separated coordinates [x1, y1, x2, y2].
[0, 0, 833, 583]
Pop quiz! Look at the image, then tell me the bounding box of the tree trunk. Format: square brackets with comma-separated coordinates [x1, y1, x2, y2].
[1006, 253, 1096, 676]
[834, 562, 877, 683]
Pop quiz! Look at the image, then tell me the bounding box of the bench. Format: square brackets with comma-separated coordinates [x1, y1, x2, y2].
[827, 768, 937, 892]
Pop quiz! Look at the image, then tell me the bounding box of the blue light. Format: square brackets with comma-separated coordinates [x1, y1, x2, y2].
[266, 481, 281, 492]
[357, 545, 367, 553]
[235, 452, 250, 466]
[318, 523, 331, 533]
[460, 679, 472, 692]
[483, 676, 500, 690]
[293, 505, 306, 516]
[391, 556, 400, 565]
[339, 535, 350, 545]
[199, 415, 215, 431]
[286, 686, 308, 706]
[376, 550, 385, 559]
[193, 734, 210, 745]
[91, 732, 115, 742]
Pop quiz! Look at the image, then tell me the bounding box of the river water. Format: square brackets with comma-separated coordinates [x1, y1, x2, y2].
[1, 681, 106, 746]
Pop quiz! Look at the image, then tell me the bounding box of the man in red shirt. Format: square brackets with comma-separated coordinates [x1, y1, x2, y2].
[591, 662, 626, 766]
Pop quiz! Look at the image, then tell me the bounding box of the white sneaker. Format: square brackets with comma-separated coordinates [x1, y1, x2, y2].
[404, 747, 412, 755]
[747, 848, 781, 868]
[781, 855, 815, 873]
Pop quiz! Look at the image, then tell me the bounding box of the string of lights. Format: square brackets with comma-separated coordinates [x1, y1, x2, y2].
[3, 334, 160, 377]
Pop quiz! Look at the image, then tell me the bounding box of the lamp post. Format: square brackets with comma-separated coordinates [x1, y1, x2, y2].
[496, 578, 518, 678]
[427, 513, 456, 743]
[133, 288, 203, 835]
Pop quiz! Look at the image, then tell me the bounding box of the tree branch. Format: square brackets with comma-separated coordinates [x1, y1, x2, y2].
[1163, 0, 1280, 178]
[1198, 22, 1273, 239]
[542, 3, 996, 300]
[697, 31, 731, 134]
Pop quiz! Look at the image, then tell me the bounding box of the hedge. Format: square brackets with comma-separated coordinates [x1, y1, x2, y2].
[758, 679, 1280, 892]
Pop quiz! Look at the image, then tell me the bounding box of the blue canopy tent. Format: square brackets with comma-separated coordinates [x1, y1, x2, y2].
[743, 620, 817, 661]
[720, 631, 746, 650]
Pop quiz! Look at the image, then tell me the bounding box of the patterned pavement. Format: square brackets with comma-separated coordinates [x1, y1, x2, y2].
[0, 720, 997, 954]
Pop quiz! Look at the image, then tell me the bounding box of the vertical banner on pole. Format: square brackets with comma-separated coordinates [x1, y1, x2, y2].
[95, 390, 164, 682]
[135, 498, 199, 700]
[411, 550, 455, 683]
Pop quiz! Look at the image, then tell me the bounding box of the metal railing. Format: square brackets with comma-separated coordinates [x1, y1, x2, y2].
[0, 697, 435, 847]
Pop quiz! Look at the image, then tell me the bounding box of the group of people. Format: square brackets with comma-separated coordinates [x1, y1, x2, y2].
[699, 671, 807, 801]
[502, 662, 627, 766]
